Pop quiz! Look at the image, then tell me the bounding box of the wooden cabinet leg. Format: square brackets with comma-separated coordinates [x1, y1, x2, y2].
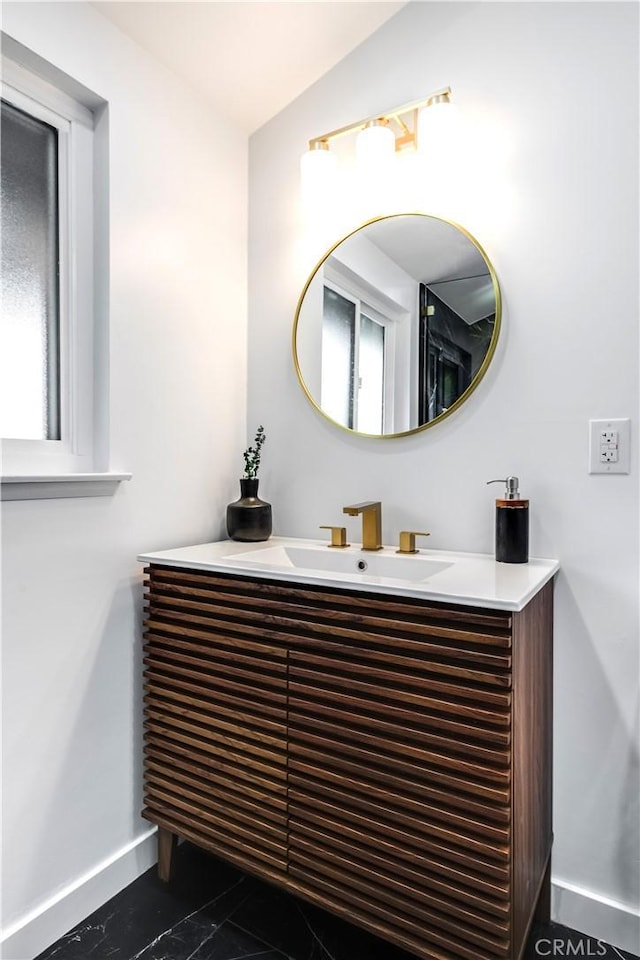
[534, 856, 552, 923]
[157, 828, 177, 882]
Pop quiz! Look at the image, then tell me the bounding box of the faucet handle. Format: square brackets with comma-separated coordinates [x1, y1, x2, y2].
[319, 525, 350, 548]
[396, 530, 430, 554]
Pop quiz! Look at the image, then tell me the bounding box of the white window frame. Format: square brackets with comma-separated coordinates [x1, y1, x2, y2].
[325, 259, 405, 429]
[1, 50, 129, 499]
[359, 302, 395, 433]
[322, 278, 396, 434]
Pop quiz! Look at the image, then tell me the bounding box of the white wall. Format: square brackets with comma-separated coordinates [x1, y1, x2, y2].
[0, 3, 247, 957]
[249, 2, 639, 953]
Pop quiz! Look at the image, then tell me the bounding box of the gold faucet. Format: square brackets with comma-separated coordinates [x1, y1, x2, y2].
[342, 501, 383, 551]
[396, 530, 430, 554]
[319, 525, 350, 548]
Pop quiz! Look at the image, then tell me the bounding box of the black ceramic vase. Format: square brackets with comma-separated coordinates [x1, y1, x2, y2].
[226, 478, 272, 542]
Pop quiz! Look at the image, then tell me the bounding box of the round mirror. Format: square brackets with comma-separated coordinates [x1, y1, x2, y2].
[293, 213, 501, 438]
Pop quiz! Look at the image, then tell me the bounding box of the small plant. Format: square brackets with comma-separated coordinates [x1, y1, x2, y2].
[242, 425, 266, 479]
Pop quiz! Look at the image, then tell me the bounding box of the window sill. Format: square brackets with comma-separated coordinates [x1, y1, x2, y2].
[1, 472, 132, 501]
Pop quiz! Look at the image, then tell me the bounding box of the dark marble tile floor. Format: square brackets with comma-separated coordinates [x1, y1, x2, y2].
[35, 843, 638, 960]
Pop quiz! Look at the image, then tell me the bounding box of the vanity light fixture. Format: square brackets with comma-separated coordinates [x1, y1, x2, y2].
[300, 86, 453, 201]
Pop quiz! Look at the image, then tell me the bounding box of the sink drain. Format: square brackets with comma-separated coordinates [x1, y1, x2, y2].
[356, 559, 368, 572]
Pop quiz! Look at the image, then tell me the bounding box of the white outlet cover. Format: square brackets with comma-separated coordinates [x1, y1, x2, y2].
[588, 418, 631, 474]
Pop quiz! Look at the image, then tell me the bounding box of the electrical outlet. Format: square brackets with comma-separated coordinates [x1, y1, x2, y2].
[599, 428, 619, 464]
[589, 418, 630, 474]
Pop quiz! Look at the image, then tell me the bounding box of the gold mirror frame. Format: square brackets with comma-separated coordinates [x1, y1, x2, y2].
[292, 213, 502, 439]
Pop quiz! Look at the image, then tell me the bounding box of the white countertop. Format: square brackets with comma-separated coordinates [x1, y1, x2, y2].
[138, 537, 559, 612]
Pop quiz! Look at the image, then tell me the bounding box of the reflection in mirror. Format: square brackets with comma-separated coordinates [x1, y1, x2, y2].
[294, 214, 501, 438]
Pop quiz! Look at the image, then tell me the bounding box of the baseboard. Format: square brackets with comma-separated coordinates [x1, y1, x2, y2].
[552, 878, 640, 956]
[0, 828, 157, 960]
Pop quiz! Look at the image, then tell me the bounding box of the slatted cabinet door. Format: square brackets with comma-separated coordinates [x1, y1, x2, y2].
[286, 594, 514, 960]
[142, 565, 288, 885]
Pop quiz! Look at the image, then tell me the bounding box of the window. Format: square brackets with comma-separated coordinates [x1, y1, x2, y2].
[0, 44, 125, 497]
[1, 97, 62, 441]
[321, 283, 392, 434]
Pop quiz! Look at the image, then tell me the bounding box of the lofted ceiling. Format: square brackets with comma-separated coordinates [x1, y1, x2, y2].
[92, 1, 407, 134]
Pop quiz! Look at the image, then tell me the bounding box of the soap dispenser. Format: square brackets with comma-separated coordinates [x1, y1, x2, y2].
[486, 476, 529, 564]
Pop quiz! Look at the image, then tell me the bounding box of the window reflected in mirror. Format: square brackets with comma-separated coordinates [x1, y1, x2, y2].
[320, 286, 388, 434]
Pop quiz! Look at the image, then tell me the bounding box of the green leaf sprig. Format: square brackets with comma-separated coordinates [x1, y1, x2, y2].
[242, 425, 266, 479]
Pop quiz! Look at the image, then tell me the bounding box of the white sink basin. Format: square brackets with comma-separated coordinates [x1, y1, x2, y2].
[226, 543, 452, 582]
[139, 537, 560, 611]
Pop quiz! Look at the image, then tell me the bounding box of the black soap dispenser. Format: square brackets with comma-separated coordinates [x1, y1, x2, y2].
[486, 476, 529, 564]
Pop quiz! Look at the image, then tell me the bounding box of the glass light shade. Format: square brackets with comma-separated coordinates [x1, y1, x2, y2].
[355, 122, 395, 169]
[417, 100, 459, 155]
[300, 145, 337, 211]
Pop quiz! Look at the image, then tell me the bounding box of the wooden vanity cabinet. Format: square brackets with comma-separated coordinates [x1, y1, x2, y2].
[142, 564, 553, 960]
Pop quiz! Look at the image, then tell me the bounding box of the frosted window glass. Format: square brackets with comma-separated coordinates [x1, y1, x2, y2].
[1, 99, 60, 440]
[358, 314, 385, 434]
[321, 287, 355, 429]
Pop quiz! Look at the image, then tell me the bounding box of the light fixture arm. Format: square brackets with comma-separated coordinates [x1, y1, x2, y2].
[307, 86, 451, 153]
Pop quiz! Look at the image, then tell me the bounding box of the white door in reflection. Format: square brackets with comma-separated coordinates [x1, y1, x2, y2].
[321, 284, 387, 434]
[358, 313, 385, 434]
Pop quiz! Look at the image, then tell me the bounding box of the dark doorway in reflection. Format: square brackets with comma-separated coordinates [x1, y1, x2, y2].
[419, 280, 495, 424]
